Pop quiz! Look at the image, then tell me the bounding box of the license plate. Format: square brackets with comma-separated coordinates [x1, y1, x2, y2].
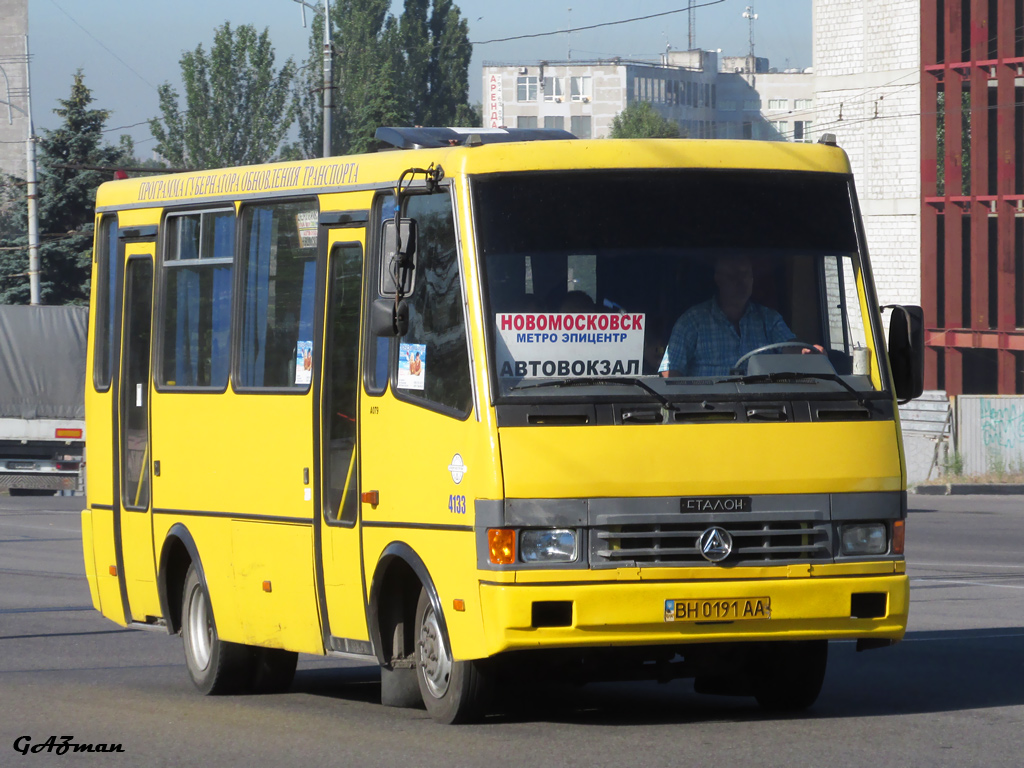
[8, 461, 36, 470]
[664, 597, 771, 622]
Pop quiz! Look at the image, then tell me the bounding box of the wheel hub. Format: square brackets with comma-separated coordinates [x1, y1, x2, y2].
[418, 604, 451, 698]
[186, 583, 213, 671]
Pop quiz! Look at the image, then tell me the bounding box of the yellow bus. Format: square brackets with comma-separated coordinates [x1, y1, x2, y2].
[82, 127, 923, 723]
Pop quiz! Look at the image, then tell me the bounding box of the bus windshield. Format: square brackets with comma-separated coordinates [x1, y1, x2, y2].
[473, 169, 882, 403]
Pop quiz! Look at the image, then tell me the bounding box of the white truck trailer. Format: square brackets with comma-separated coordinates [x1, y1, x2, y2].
[0, 305, 86, 496]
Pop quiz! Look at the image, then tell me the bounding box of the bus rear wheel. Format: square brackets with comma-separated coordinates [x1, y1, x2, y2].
[181, 564, 253, 695]
[751, 640, 828, 712]
[414, 588, 488, 724]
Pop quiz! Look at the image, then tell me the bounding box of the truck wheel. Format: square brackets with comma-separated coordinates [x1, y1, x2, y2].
[414, 588, 489, 724]
[752, 640, 828, 711]
[181, 564, 252, 694]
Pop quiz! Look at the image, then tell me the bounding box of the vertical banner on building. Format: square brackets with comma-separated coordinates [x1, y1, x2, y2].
[487, 73, 504, 128]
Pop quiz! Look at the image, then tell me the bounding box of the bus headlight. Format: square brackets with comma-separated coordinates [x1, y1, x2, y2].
[520, 529, 577, 563]
[839, 523, 887, 555]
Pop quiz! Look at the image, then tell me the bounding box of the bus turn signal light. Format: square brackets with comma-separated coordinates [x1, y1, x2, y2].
[892, 520, 905, 555]
[488, 529, 515, 564]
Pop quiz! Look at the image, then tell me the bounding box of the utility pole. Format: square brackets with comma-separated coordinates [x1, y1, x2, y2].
[294, 0, 332, 157]
[742, 5, 758, 68]
[688, 0, 695, 51]
[24, 36, 39, 305]
[566, 8, 571, 61]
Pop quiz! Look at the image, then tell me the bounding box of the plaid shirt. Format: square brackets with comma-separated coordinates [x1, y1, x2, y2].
[658, 298, 795, 376]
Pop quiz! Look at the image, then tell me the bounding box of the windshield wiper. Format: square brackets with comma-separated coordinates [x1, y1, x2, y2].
[717, 371, 873, 409]
[510, 376, 677, 411]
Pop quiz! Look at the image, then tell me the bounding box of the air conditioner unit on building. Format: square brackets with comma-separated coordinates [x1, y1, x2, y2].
[555, 97, 562, 103]
[518, 67, 528, 75]
[582, 96, 590, 103]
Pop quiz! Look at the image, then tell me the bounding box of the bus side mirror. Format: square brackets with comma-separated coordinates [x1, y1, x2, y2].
[370, 297, 408, 337]
[886, 304, 924, 403]
[380, 218, 417, 297]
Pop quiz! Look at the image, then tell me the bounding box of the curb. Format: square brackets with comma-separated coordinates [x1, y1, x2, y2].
[911, 484, 1024, 496]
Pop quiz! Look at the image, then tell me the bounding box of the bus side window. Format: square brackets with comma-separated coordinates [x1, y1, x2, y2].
[392, 191, 472, 418]
[93, 214, 120, 390]
[364, 194, 395, 395]
[237, 200, 319, 390]
[159, 209, 234, 389]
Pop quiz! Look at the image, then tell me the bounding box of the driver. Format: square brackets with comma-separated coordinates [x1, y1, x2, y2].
[659, 253, 795, 377]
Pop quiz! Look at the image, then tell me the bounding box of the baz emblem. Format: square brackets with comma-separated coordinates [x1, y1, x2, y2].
[697, 526, 733, 563]
[448, 453, 467, 484]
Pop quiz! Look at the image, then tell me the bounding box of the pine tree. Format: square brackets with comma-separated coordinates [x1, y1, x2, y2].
[150, 23, 297, 169]
[0, 71, 131, 304]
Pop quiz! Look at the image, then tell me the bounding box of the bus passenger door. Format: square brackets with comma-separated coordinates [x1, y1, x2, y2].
[117, 247, 160, 621]
[317, 233, 372, 652]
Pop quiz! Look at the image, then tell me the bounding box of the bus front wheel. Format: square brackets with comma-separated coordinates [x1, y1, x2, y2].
[414, 588, 488, 724]
[181, 564, 252, 695]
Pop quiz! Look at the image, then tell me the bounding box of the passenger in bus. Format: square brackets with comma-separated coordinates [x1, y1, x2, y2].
[658, 253, 796, 377]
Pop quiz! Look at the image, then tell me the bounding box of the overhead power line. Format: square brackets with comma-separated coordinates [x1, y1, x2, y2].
[470, 1, 727, 46]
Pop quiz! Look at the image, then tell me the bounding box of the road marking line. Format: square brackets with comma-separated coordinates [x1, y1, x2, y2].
[910, 578, 1024, 590]
[910, 561, 1024, 570]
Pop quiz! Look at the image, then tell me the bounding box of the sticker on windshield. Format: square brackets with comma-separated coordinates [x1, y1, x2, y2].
[398, 343, 426, 389]
[495, 312, 645, 379]
[295, 341, 313, 385]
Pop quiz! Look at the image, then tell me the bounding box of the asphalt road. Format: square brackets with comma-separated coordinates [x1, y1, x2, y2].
[1, 493, 1022, 767]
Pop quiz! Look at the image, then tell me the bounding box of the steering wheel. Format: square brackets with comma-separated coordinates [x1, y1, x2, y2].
[730, 342, 819, 374]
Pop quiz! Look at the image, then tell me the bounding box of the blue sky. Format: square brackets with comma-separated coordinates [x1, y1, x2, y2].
[30, 0, 811, 154]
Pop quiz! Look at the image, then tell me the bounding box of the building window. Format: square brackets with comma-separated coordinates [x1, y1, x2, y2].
[516, 76, 538, 102]
[544, 115, 565, 130]
[544, 77, 564, 101]
[570, 75, 592, 102]
[570, 115, 591, 139]
[517, 115, 538, 129]
[794, 120, 813, 141]
[794, 98, 813, 110]
[768, 98, 788, 110]
[160, 209, 235, 388]
[743, 99, 761, 111]
[770, 120, 790, 137]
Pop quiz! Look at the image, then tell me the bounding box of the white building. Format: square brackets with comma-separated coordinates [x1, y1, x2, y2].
[813, 0, 921, 308]
[716, 55, 815, 141]
[483, 49, 814, 142]
[484, 52, 718, 139]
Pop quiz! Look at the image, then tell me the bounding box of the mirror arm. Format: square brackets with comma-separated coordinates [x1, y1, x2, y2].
[390, 163, 445, 334]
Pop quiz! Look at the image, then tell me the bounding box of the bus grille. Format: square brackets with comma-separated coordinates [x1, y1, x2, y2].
[591, 519, 833, 567]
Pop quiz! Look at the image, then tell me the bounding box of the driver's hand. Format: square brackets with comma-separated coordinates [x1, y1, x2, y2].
[801, 344, 826, 354]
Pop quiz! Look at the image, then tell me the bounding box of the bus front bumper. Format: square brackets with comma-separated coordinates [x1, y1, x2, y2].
[477, 571, 909, 657]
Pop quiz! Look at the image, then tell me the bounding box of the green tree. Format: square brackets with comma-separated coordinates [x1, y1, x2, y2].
[0, 71, 131, 304]
[402, 0, 474, 126]
[291, 0, 475, 159]
[336, 0, 407, 154]
[291, 1, 405, 158]
[150, 23, 297, 169]
[609, 101, 683, 139]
